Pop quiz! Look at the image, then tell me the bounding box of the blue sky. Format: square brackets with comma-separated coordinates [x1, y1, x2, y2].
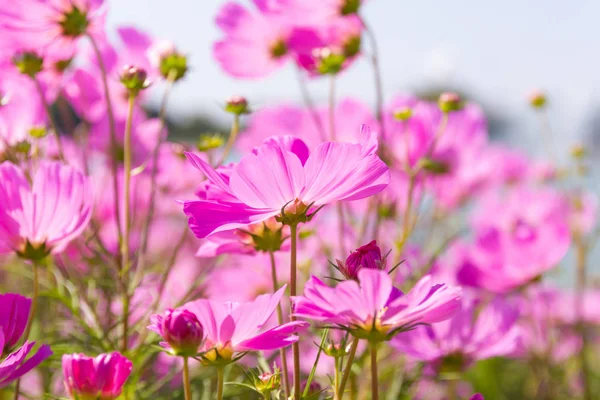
[107, 0, 600, 151]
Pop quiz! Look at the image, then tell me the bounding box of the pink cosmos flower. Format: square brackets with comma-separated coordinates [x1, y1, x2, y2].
[182, 286, 309, 364]
[293, 269, 461, 342]
[0, 337, 53, 389]
[392, 296, 521, 372]
[0, 293, 31, 352]
[184, 135, 389, 238]
[0, 0, 107, 62]
[277, 0, 365, 24]
[457, 186, 570, 293]
[214, 1, 321, 78]
[0, 161, 92, 258]
[62, 352, 132, 400]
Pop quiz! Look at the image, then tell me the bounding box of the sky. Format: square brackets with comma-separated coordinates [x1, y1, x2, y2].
[107, 0, 600, 152]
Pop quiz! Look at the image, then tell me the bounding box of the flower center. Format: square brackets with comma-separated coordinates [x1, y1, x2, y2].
[270, 40, 288, 59]
[340, 0, 360, 15]
[59, 6, 89, 37]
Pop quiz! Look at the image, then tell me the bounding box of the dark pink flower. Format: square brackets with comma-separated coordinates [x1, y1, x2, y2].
[62, 352, 132, 400]
[338, 240, 384, 280]
[148, 309, 205, 357]
[0, 338, 52, 389]
[0, 293, 31, 352]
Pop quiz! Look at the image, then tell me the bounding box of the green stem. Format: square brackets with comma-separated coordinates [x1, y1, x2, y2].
[87, 34, 123, 256]
[33, 78, 64, 160]
[575, 235, 592, 400]
[217, 114, 239, 167]
[269, 251, 290, 399]
[290, 223, 301, 400]
[329, 75, 336, 141]
[337, 338, 359, 400]
[400, 173, 416, 247]
[120, 93, 136, 353]
[183, 357, 192, 400]
[362, 18, 386, 152]
[370, 342, 379, 400]
[216, 367, 224, 400]
[334, 356, 340, 398]
[446, 379, 457, 400]
[13, 262, 40, 400]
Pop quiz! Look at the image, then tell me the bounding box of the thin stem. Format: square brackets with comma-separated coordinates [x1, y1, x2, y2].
[295, 66, 327, 141]
[370, 342, 379, 400]
[216, 366, 224, 400]
[269, 251, 290, 398]
[136, 70, 177, 273]
[87, 34, 123, 257]
[289, 223, 301, 400]
[336, 204, 346, 257]
[329, 75, 336, 141]
[337, 338, 359, 400]
[575, 234, 592, 400]
[183, 357, 192, 400]
[361, 18, 386, 150]
[13, 262, 40, 400]
[446, 379, 457, 400]
[334, 356, 340, 399]
[120, 93, 136, 353]
[400, 173, 416, 247]
[33, 78, 64, 159]
[217, 114, 240, 167]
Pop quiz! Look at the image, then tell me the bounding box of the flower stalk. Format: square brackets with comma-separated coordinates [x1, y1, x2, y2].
[336, 338, 359, 400]
[183, 357, 192, 400]
[269, 251, 290, 398]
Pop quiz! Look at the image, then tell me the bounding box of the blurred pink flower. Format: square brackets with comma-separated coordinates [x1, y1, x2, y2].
[214, 1, 321, 78]
[0, 161, 92, 257]
[0, 293, 31, 352]
[392, 296, 521, 371]
[182, 286, 309, 363]
[293, 269, 461, 342]
[62, 352, 132, 400]
[183, 135, 389, 238]
[337, 240, 385, 280]
[456, 186, 570, 293]
[0, 0, 107, 62]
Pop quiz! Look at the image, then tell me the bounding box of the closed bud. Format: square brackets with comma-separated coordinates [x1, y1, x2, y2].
[570, 144, 586, 160]
[149, 309, 204, 357]
[338, 240, 385, 280]
[393, 107, 413, 121]
[528, 90, 547, 109]
[197, 133, 225, 152]
[225, 96, 250, 115]
[29, 126, 48, 139]
[150, 41, 188, 81]
[420, 157, 451, 175]
[341, 0, 361, 15]
[120, 65, 150, 96]
[13, 52, 44, 78]
[256, 371, 280, 393]
[438, 92, 462, 113]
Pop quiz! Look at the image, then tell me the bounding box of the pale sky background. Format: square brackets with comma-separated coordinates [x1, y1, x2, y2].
[107, 0, 600, 153]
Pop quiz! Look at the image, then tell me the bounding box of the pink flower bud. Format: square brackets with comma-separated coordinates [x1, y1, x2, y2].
[528, 90, 547, 108]
[225, 95, 250, 115]
[438, 92, 462, 113]
[339, 240, 384, 280]
[120, 65, 150, 95]
[148, 309, 204, 357]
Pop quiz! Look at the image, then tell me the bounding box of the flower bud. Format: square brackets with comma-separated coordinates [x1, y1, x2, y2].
[197, 133, 225, 152]
[419, 157, 451, 175]
[225, 96, 250, 115]
[341, 0, 361, 15]
[393, 107, 413, 121]
[313, 47, 346, 75]
[149, 309, 204, 357]
[29, 126, 48, 139]
[256, 371, 280, 393]
[150, 41, 189, 81]
[438, 92, 462, 113]
[528, 90, 547, 109]
[13, 52, 44, 78]
[570, 144, 586, 160]
[120, 65, 150, 96]
[338, 240, 385, 280]
[342, 35, 361, 58]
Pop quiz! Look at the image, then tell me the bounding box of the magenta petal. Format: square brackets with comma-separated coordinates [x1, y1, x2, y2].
[235, 321, 309, 351]
[183, 200, 277, 238]
[301, 142, 390, 205]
